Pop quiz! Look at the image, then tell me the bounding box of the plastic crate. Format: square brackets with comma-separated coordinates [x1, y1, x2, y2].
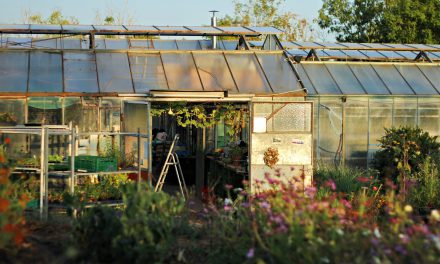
[68, 156, 117, 172]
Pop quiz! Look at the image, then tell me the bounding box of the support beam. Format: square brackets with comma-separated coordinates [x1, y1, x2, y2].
[414, 51, 433, 63]
[237, 35, 251, 50]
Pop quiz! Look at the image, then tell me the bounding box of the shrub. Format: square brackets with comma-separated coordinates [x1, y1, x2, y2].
[372, 126, 440, 183]
[408, 157, 440, 210]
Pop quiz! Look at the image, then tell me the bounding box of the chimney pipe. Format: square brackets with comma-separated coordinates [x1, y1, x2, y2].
[210, 10, 218, 49]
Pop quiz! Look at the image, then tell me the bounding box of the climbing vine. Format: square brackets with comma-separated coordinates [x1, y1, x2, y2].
[150, 103, 248, 139]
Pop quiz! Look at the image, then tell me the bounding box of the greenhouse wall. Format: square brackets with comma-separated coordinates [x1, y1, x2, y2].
[308, 96, 440, 168]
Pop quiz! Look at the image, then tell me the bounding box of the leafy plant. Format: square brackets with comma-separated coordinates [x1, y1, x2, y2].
[408, 157, 440, 210]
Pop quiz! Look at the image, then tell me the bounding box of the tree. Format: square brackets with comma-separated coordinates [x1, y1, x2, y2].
[218, 0, 315, 41]
[23, 9, 79, 25]
[318, 0, 440, 43]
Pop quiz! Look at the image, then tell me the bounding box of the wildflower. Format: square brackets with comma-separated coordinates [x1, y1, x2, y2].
[0, 198, 10, 212]
[399, 234, 410, 244]
[324, 179, 336, 191]
[374, 228, 381, 239]
[225, 184, 233, 190]
[246, 248, 254, 258]
[304, 186, 317, 199]
[4, 138, 11, 144]
[372, 186, 378, 191]
[224, 205, 233, 212]
[357, 176, 370, 183]
[431, 210, 440, 222]
[260, 201, 270, 209]
[404, 205, 413, 213]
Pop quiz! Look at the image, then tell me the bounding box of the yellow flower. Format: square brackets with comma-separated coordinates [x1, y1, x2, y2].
[404, 205, 413, 213]
[431, 210, 440, 222]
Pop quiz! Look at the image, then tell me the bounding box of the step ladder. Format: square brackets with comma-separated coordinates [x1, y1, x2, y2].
[154, 134, 188, 199]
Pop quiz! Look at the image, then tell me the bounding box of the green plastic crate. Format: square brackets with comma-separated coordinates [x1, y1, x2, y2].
[68, 155, 118, 172]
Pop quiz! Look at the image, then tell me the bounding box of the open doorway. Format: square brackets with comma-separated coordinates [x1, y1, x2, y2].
[150, 101, 250, 197]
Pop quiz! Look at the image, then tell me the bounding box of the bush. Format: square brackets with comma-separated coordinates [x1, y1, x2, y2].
[408, 157, 440, 210]
[372, 126, 440, 183]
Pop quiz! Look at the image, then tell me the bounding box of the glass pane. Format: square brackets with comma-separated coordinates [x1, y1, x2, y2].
[256, 53, 299, 93]
[295, 64, 316, 94]
[129, 53, 168, 92]
[28, 97, 62, 125]
[62, 38, 81, 49]
[0, 99, 25, 125]
[63, 52, 99, 93]
[193, 53, 237, 92]
[372, 65, 414, 94]
[152, 40, 178, 50]
[378, 51, 404, 59]
[317, 98, 342, 164]
[64, 97, 99, 132]
[395, 51, 417, 60]
[6, 37, 32, 48]
[0, 51, 28, 92]
[393, 98, 417, 127]
[341, 50, 368, 59]
[161, 53, 203, 91]
[360, 50, 386, 59]
[272, 103, 312, 132]
[394, 65, 437, 94]
[323, 50, 347, 57]
[218, 27, 253, 33]
[100, 98, 121, 131]
[186, 26, 222, 34]
[349, 64, 389, 94]
[62, 24, 94, 32]
[93, 25, 126, 31]
[176, 40, 201, 50]
[105, 39, 129, 49]
[222, 41, 238, 50]
[344, 98, 368, 167]
[124, 25, 158, 32]
[417, 65, 440, 92]
[287, 49, 308, 56]
[96, 53, 134, 93]
[29, 51, 63, 92]
[325, 63, 365, 94]
[302, 63, 341, 94]
[129, 39, 153, 49]
[247, 26, 283, 34]
[417, 98, 440, 137]
[32, 38, 59, 49]
[155, 26, 187, 31]
[199, 40, 212, 50]
[93, 38, 106, 49]
[225, 53, 271, 94]
[30, 24, 62, 31]
[368, 98, 393, 162]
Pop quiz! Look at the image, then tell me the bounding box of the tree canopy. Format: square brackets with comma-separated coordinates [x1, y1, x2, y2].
[24, 9, 79, 25]
[218, 0, 314, 41]
[318, 0, 440, 43]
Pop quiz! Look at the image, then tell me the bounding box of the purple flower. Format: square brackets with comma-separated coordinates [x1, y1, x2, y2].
[246, 248, 254, 258]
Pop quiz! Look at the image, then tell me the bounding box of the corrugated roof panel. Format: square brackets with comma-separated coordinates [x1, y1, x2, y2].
[161, 53, 203, 91]
[349, 64, 390, 94]
[63, 52, 99, 93]
[302, 63, 341, 94]
[325, 64, 366, 94]
[0, 51, 28, 92]
[395, 64, 438, 95]
[128, 53, 168, 92]
[256, 53, 300, 93]
[372, 65, 414, 94]
[193, 53, 237, 92]
[225, 53, 272, 94]
[28, 51, 63, 92]
[96, 52, 133, 93]
[417, 65, 440, 93]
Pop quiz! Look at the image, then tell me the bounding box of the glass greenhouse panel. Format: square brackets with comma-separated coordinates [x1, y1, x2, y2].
[104, 39, 129, 49]
[295, 64, 316, 94]
[344, 98, 368, 167]
[93, 39, 106, 49]
[394, 65, 437, 94]
[100, 98, 121, 132]
[418, 98, 440, 137]
[256, 53, 300, 93]
[349, 65, 389, 94]
[368, 98, 393, 163]
[317, 98, 343, 164]
[32, 38, 59, 49]
[0, 99, 25, 125]
[271, 103, 312, 132]
[128, 53, 168, 92]
[28, 97, 62, 125]
[199, 40, 212, 50]
[129, 39, 153, 49]
[0, 51, 28, 92]
[62, 38, 82, 49]
[359, 50, 386, 59]
[192, 53, 237, 92]
[302, 64, 341, 94]
[6, 37, 32, 48]
[152, 40, 178, 50]
[96, 53, 134, 93]
[64, 97, 99, 132]
[161, 53, 203, 91]
[29, 52, 63, 92]
[372, 65, 414, 94]
[325, 64, 365, 94]
[225, 53, 271, 94]
[63, 52, 99, 93]
[417, 65, 440, 92]
[393, 98, 417, 127]
[175, 41, 201, 50]
[222, 41, 238, 50]
[341, 50, 368, 59]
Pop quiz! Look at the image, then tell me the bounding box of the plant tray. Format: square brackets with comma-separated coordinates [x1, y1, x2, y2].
[69, 156, 117, 172]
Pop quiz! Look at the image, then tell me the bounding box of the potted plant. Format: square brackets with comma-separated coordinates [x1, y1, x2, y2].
[229, 145, 243, 167]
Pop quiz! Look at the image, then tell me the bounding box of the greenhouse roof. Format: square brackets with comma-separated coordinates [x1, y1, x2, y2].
[297, 61, 440, 95]
[0, 50, 301, 95]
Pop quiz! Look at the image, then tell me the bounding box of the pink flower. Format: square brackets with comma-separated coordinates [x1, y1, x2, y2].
[324, 180, 337, 191]
[357, 176, 370, 183]
[225, 184, 233, 190]
[246, 248, 254, 258]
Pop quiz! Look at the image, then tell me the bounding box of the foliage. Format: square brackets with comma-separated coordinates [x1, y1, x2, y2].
[372, 126, 440, 184]
[0, 143, 29, 249]
[48, 154, 63, 163]
[218, 0, 315, 41]
[24, 9, 79, 25]
[152, 103, 248, 140]
[318, 0, 440, 43]
[0, 113, 18, 125]
[408, 158, 440, 210]
[69, 184, 189, 263]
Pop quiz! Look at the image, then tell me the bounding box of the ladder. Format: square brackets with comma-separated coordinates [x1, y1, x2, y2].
[154, 134, 188, 199]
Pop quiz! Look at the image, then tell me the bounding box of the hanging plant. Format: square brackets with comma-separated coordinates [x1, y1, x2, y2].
[263, 147, 279, 169]
[150, 103, 248, 139]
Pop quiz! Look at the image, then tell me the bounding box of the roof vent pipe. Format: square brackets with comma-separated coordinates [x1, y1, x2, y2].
[210, 10, 218, 49]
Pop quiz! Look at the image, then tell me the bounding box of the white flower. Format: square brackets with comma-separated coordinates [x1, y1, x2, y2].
[224, 198, 232, 206]
[374, 228, 381, 239]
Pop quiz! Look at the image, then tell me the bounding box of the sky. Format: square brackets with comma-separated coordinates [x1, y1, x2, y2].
[0, 0, 324, 26]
